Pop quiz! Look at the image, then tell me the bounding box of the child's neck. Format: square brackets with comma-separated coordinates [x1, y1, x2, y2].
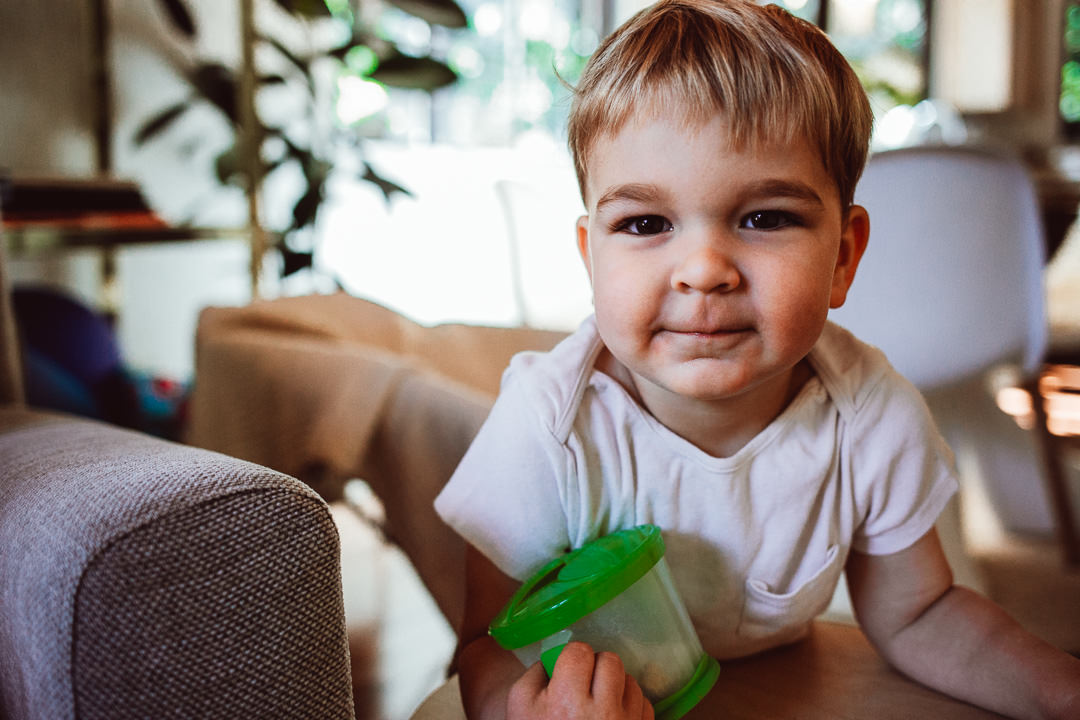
[597, 350, 813, 459]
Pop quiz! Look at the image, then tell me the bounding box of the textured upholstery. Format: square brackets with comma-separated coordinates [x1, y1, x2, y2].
[0, 408, 354, 719]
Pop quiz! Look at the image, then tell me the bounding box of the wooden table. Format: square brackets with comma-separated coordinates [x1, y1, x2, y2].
[682, 622, 1005, 719]
[411, 622, 1006, 719]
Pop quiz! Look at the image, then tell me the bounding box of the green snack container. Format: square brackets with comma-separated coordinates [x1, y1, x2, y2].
[489, 525, 720, 720]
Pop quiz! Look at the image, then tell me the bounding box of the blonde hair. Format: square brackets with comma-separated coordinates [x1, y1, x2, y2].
[567, 0, 872, 208]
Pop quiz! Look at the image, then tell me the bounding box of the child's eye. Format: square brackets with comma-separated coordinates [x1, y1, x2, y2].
[741, 210, 797, 230]
[615, 215, 673, 236]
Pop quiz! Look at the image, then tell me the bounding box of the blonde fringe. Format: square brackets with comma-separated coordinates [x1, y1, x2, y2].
[567, 0, 872, 208]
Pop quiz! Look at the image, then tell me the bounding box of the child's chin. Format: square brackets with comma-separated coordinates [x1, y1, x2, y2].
[657, 369, 754, 401]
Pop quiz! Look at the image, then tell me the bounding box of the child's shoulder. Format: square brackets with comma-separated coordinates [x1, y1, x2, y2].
[501, 315, 606, 440]
[809, 322, 915, 418]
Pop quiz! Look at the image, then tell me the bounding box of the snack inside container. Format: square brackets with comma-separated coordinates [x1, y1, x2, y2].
[489, 525, 720, 720]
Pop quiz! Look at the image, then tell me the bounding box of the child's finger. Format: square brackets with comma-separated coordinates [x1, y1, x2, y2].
[620, 672, 644, 717]
[548, 641, 597, 697]
[623, 673, 654, 720]
[506, 660, 554, 719]
[589, 650, 627, 701]
[512, 661, 550, 697]
[642, 691, 656, 720]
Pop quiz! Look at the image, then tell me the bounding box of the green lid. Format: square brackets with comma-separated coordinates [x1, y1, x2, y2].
[489, 525, 665, 650]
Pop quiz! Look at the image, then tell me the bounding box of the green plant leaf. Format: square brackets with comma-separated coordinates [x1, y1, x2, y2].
[290, 182, 324, 231]
[386, 0, 467, 28]
[263, 156, 288, 178]
[280, 247, 315, 277]
[133, 101, 190, 145]
[216, 136, 282, 189]
[188, 63, 239, 124]
[156, 0, 197, 38]
[259, 33, 311, 75]
[215, 146, 241, 186]
[271, 0, 332, 18]
[328, 34, 376, 65]
[339, 43, 379, 73]
[361, 165, 412, 201]
[279, 140, 330, 188]
[370, 54, 457, 90]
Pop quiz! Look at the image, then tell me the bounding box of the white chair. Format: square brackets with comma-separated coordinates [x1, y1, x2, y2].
[832, 145, 1046, 389]
[830, 145, 1078, 568]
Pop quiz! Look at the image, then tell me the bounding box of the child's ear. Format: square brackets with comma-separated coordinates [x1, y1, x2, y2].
[576, 215, 593, 281]
[829, 205, 869, 309]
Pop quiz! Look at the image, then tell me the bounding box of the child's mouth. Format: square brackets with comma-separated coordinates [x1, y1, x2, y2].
[665, 324, 751, 336]
[659, 327, 752, 346]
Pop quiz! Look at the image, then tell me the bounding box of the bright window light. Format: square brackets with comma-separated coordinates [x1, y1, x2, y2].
[336, 76, 389, 125]
[473, 3, 503, 37]
[519, 0, 553, 42]
[832, 0, 879, 36]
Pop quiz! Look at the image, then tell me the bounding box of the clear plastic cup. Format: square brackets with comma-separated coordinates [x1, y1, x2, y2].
[489, 525, 720, 720]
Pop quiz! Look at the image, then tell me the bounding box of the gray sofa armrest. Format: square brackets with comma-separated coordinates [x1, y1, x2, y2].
[0, 408, 354, 720]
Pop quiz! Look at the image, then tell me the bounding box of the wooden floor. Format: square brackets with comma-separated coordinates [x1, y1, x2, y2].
[973, 532, 1080, 655]
[962, 445, 1080, 655]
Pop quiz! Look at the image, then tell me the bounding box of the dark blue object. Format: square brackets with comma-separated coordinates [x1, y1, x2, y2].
[12, 285, 187, 438]
[22, 346, 100, 418]
[13, 286, 122, 388]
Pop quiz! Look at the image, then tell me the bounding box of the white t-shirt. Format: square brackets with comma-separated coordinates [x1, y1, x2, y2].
[435, 317, 957, 659]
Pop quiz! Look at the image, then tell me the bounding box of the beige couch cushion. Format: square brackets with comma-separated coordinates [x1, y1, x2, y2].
[188, 293, 566, 631]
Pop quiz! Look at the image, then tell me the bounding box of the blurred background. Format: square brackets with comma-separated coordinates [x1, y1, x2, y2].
[4, 0, 1074, 381]
[3, 1, 1080, 718]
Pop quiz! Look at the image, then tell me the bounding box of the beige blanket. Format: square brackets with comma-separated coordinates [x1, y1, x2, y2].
[187, 292, 565, 629]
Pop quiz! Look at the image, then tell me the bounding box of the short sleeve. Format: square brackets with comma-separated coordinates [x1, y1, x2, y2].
[850, 374, 959, 556]
[434, 377, 572, 580]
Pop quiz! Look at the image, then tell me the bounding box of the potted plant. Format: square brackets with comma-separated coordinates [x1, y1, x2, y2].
[134, 0, 465, 280]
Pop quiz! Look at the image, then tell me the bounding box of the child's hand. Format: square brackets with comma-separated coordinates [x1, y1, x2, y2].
[505, 641, 654, 720]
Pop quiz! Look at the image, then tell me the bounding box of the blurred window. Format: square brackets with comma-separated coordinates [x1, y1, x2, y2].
[822, 0, 930, 113]
[1062, 2, 1080, 136]
[337, 0, 930, 149]
[340, 0, 602, 146]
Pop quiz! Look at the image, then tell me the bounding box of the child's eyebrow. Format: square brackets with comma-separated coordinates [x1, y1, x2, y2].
[742, 179, 825, 206]
[594, 183, 668, 211]
[594, 179, 826, 212]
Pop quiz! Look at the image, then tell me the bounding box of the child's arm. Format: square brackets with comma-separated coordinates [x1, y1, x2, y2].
[846, 529, 1080, 720]
[456, 544, 653, 720]
[456, 544, 527, 719]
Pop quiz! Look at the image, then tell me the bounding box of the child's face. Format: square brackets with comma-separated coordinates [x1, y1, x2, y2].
[576, 113, 868, 408]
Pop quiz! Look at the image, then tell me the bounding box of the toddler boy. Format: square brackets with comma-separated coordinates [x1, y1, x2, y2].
[436, 2, 1080, 718]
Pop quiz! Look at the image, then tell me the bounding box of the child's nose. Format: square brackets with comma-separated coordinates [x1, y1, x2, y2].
[670, 242, 741, 294]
